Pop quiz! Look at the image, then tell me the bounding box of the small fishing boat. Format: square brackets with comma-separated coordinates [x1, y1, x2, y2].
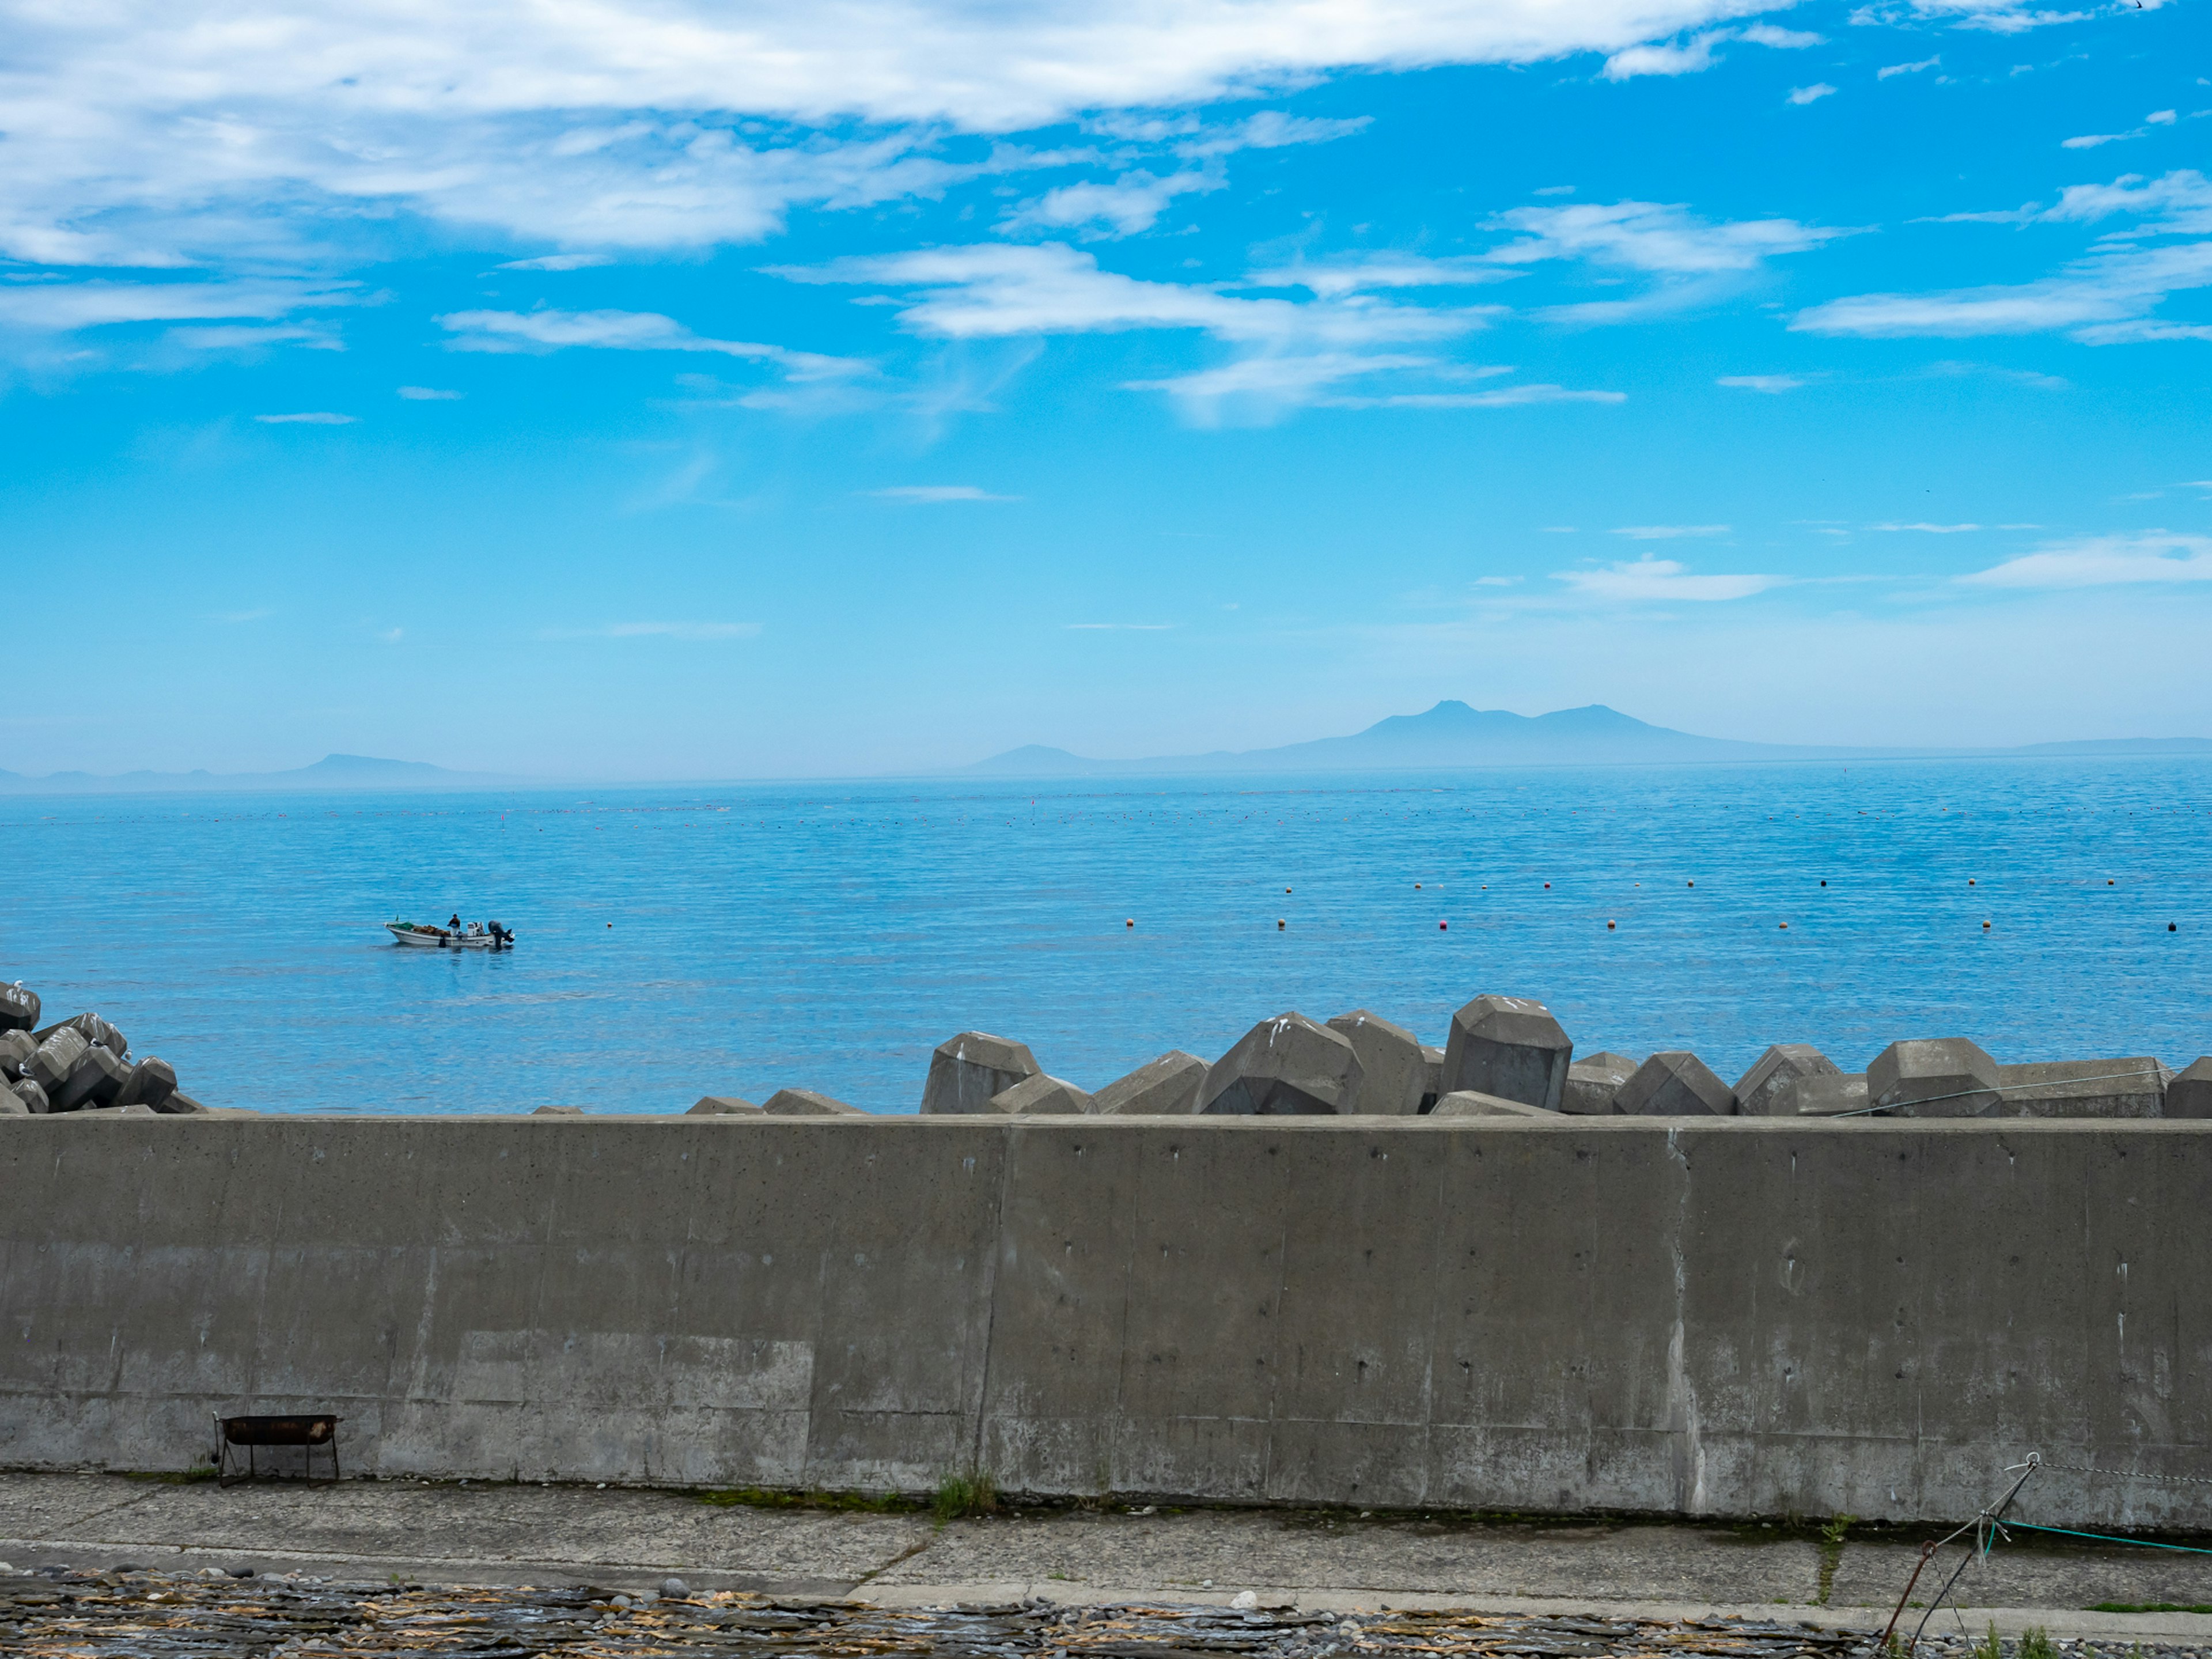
[387, 919, 516, 950]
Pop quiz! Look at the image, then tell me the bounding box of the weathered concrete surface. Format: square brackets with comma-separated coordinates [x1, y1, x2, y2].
[2168, 1058, 2212, 1119]
[989, 1074, 1094, 1115]
[689, 1096, 763, 1116]
[922, 1033, 1040, 1116]
[7, 1116, 2212, 1530]
[763, 1089, 866, 1116]
[6, 1471, 2212, 1631]
[1615, 1052, 1734, 1117]
[1734, 1046, 1839, 1118]
[1325, 1012, 1428, 1116]
[1429, 1091, 1555, 1118]
[0, 982, 37, 1033]
[1441, 997, 1571, 1113]
[1198, 1013, 1362, 1115]
[1998, 1059, 2168, 1119]
[1870, 1040, 2002, 1118]
[1561, 1052, 1635, 1116]
[1790, 1074, 1869, 1117]
[1094, 1052, 1207, 1117]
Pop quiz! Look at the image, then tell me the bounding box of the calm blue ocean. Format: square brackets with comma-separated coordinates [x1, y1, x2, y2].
[4, 758, 2209, 1115]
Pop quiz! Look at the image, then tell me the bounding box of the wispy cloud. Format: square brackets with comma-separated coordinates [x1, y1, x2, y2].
[498, 253, 615, 271]
[1871, 521, 1983, 532]
[1554, 556, 1778, 601]
[1797, 169, 2212, 343]
[437, 308, 865, 380]
[397, 385, 463, 400]
[1880, 55, 1942, 78]
[1602, 21, 1820, 79]
[1003, 169, 1224, 239]
[1717, 374, 1805, 391]
[1961, 532, 2212, 588]
[255, 411, 355, 425]
[1611, 524, 1732, 539]
[1787, 84, 1837, 105]
[540, 620, 764, 640]
[867, 485, 1020, 502]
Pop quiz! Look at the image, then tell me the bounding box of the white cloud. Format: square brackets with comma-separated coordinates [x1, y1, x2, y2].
[1171, 111, 1372, 160]
[1251, 253, 1517, 298]
[1554, 556, 1778, 600]
[255, 411, 355, 424]
[1741, 23, 1825, 45]
[2147, 109, 2178, 126]
[0, 0, 1817, 267]
[498, 253, 615, 270]
[868, 485, 1020, 502]
[1796, 171, 2212, 343]
[437, 308, 866, 379]
[1324, 383, 1626, 408]
[397, 385, 463, 400]
[2063, 130, 2142, 150]
[1880, 55, 1942, 77]
[0, 280, 351, 331]
[1787, 84, 1838, 105]
[1717, 373, 1805, 391]
[1870, 521, 1983, 532]
[166, 323, 340, 351]
[1486, 199, 1848, 275]
[1603, 30, 1732, 78]
[1611, 523, 1732, 539]
[1004, 169, 1222, 239]
[1960, 532, 2212, 588]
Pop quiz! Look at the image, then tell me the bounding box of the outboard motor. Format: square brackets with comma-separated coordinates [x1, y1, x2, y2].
[488, 921, 514, 949]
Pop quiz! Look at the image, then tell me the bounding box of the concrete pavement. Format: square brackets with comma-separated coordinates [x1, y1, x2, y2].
[4, 1474, 2212, 1643]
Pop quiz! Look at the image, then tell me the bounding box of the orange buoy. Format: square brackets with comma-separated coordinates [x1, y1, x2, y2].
[1687, 880, 1695, 888]
[1982, 920, 1991, 930]
[1126, 919, 1134, 928]
[1607, 920, 1616, 930]
[1779, 922, 1789, 930]
[1277, 919, 1285, 929]
[2109, 879, 2116, 886]
[1285, 887, 1292, 893]
[1415, 882, 1421, 889]
[1968, 879, 1976, 886]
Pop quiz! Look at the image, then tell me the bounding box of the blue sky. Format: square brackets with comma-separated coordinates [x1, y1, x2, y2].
[2, 0, 2207, 778]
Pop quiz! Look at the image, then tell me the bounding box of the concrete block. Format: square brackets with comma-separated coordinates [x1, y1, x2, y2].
[1441, 994, 1572, 1112]
[688, 1095, 762, 1115]
[1869, 1037, 2002, 1118]
[1419, 1045, 1444, 1112]
[0, 1029, 35, 1078]
[1325, 1010, 1428, 1115]
[163, 1093, 211, 1115]
[1430, 1090, 1556, 1118]
[1092, 1050, 1207, 1116]
[0, 1094, 25, 1115]
[0, 981, 37, 1032]
[762, 1089, 866, 1116]
[2166, 1058, 2212, 1119]
[1734, 1043, 1842, 1117]
[26, 1027, 87, 1093]
[1198, 1011, 1363, 1116]
[1561, 1051, 1635, 1115]
[39, 1013, 127, 1059]
[1789, 1072, 1870, 1116]
[921, 1031, 1040, 1115]
[11, 1078, 49, 1113]
[114, 1057, 177, 1112]
[50, 1043, 129, 1113]
[987, 1073, 1095, 1115]
[531, 1104, 586, 1116]
[1998, 1058, 2168, 1119]
[1616, 1051, 1735, 1116]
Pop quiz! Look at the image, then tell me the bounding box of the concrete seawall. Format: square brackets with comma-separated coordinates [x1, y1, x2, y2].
[4, 1116, 2207, 1528]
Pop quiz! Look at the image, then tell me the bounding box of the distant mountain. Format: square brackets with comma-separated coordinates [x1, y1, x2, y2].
[966, 702, 2212, 776]
[0, 753, 510, 794]
[966, 702, 1846, 775]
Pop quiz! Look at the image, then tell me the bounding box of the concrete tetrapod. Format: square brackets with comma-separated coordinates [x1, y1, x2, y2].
[0, 981, 37, 1033]
[1997, 1058, 2168, 1118]
[1560, 1051, 1636, 1115]
[1198, 1011, 1364, 1115]
[1615, 1052, 1736, 1116]
[1325, 1010, 1429, 1115]
[1868, 1037, 2003, 1117]
[2166, 1058, 2212, 1118]
[1734, 1044, 1840, 1117]
[987, 1073, 1096, 1115]
[1418, 1045, 1444, 1112]
[1430, 1090, 1557, 1118]
[1791, 1073, 1870, 1116]
[0, 1028, 34, 1078]
[1441, 995, 1573, 1113]
[39, 1012, 127, 1059]
[10, 1078, 48, 1113]
[1092, 1050, 1207, 1116]
[688, 1096, 763, 1115]
[762, 1089, 868, 1116]
[921, 1031, 1041, 1115]
[26, 1027, 88, 1094]
[531, 1105, 586, 1116]
[50, 1044, 129, 1113]
[0, 1094, 24, 1115]
[113, 1058, 178, 1113]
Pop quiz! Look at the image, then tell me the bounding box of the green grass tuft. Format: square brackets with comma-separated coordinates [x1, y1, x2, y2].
[934, 1472, 999, 1522]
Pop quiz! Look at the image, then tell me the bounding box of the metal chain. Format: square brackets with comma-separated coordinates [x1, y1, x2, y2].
[2029, 1459, 2212, 1487]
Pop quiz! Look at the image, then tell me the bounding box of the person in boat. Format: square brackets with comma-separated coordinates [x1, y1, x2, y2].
[448, 913, 461, 931]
